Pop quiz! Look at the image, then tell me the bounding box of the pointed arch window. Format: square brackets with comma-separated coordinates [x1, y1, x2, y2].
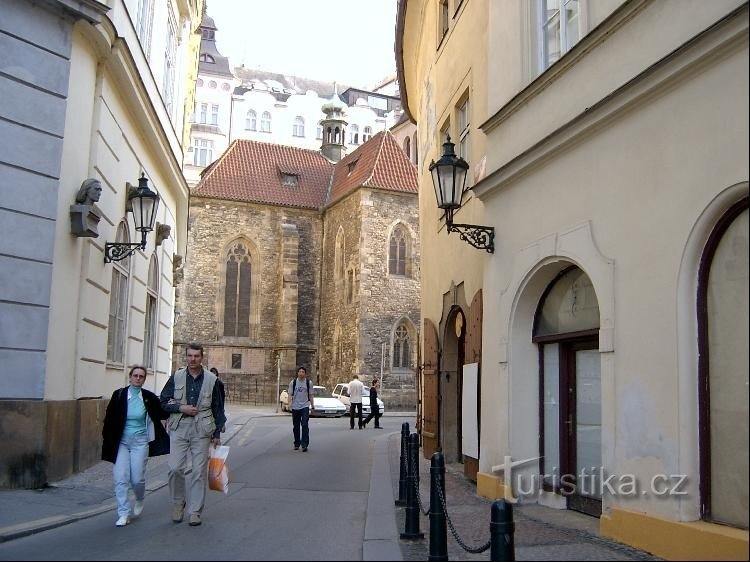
[107, 222, 131, 364]
[335, 229, 345, 281]
[292, 116, 305, 137]
[393, 322, 412, 370]
[260, 111, 272, 132]
[223, 242, 252, 337]
[389, 226, 408, 276]
[143, 254, 159, 369]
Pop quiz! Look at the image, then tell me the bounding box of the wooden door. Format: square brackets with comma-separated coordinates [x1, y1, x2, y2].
[422, 318, 440, 458]
[463, 290, 482, 479]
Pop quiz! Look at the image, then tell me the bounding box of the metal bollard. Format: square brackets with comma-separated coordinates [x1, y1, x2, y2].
[400, 432, 424, 539]
[395, 422, 409, 506]
[428, 452, 448, 561]
[490, 499, 515, 562]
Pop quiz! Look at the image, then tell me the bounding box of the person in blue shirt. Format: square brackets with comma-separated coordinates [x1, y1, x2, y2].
[101, 365, 169, 527]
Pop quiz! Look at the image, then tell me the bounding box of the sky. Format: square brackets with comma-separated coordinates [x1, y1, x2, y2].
[206, 0, 399, 90]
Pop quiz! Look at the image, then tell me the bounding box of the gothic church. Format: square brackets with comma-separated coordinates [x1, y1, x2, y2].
[173, 93, 420, 405]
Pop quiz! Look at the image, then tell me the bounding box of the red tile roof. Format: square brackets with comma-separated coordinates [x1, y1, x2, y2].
[328, 130, 418, 205]
[192, 140, 334, 209]
[192, 131, 417, 209]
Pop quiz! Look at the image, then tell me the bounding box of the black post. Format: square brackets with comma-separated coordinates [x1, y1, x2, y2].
[428, 452, 447, 561]
[395, 422, 409, 506]
[490, 499, 515, 562]
[400, 432, 424, 539]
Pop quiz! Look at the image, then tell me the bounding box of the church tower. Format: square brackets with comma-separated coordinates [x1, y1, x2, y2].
[319, 85, 348, 163]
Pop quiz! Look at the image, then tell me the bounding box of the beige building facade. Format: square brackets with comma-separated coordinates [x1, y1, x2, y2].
[398, 0, 748, 559]
[0, 0, 200, 488]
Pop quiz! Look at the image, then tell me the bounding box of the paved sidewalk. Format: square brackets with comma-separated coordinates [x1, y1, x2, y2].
[386, 431, 661, 561]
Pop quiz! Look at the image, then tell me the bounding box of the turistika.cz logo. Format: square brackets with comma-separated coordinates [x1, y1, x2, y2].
[492, 455, 689, 500]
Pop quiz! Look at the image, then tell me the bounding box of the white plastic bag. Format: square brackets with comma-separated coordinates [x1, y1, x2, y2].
[208, 445, 230, 494]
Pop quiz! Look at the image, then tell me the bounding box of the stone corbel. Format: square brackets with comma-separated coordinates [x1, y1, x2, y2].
[155, 223, 171, 246]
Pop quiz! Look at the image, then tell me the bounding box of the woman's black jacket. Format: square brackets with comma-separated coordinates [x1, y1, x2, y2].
[101, 386, 170, 463]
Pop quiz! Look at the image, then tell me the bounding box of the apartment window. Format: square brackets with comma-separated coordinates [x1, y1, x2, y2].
[440, 120, 450, 144]
[261, 111, 271, 132]
[404, 137, 411, 160]
[363, 126, 373, 142]
[162, 6, 177, 116]
[292, 116, 305, 137]
[193, 138, 214, 166]
[199, 103, 208, 124]
[349, 124, 360, 145]
[246, 110, 257, 130]
[210, 104, 219, 125]
[540, 0, 582, 70]
[316, 126, 323, 140]
[439, 0, 449, 43]
[107, 222, 131, 364]
[143, 254, 159, 370]
[231, 353, 242, 369]
[457, 97, 470, 168]
[135, 0, 154, 58]
[224, 242, 252, 337]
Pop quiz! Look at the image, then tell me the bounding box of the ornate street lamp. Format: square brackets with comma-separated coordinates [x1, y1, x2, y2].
[429, 136, 494, 253]
[104, 174, 160, 263]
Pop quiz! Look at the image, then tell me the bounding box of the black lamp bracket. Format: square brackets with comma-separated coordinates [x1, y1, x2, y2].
[447, 222, 495, 253]
[104, 232, 147, 263]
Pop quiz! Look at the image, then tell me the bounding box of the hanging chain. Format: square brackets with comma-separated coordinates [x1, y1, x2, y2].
[436, 478, 492, 554]
[409, 455, 431, 516]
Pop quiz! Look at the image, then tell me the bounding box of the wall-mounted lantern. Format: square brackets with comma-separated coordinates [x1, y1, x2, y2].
[104, 174, 160, 263]
[429, 136, 494, 253]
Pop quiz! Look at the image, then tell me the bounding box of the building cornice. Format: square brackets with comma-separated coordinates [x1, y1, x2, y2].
[473, 4, 749, 201]
[479, 0, 651, 135]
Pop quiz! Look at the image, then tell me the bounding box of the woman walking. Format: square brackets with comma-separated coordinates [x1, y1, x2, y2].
[101, 365, 170, 527]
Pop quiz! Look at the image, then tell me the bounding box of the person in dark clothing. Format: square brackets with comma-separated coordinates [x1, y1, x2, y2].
[160, 343, 226, 527]
[362, 378, 383, 429]
[101, 365, 170, 527]
[209, 367, 227, 433]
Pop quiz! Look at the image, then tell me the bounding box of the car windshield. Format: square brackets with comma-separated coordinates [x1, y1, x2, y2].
[314, 386, 333, 398]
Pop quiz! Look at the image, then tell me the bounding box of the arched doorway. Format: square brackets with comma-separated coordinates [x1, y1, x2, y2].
[441, 307, 466, 464]
[698, 198, 749, 529]
[533, 266, 601, 516]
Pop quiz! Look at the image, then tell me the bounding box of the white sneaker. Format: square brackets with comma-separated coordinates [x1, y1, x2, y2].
[132, 500, 144, 517]
[115, 516, 129, 527]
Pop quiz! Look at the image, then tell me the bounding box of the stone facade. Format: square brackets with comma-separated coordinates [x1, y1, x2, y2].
[318, 189, 421, 398]
[173, 198, 322, 402]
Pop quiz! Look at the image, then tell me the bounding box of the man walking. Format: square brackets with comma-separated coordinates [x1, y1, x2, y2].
[160, 343, 226, 526]
[362, 378, 382, 429]
[348, 373, 364, 430]
[288, 366, 314, 452]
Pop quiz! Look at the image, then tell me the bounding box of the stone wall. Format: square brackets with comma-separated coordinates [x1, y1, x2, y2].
[318, 192, 362, 389]
[359, 189, 421, 393]
[173, 198, 322, 402]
